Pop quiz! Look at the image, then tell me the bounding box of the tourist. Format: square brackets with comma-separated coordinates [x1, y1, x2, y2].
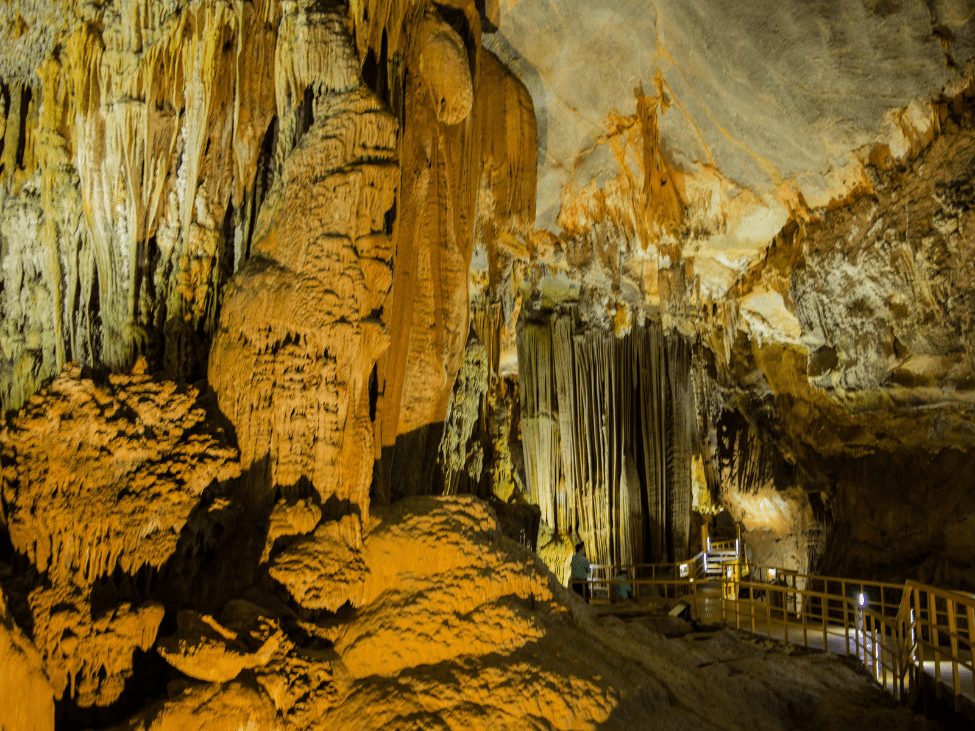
[612, 570, 632, 602]
[570, 541, 590, 602]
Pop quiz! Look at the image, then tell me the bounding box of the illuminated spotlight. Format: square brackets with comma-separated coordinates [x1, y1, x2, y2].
[767, 568, 777, 580]
[858, 592, 867, 607]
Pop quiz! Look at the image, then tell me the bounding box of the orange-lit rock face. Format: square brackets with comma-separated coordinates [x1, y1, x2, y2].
[0, 587, 54, 731]
[157, 608, 285, 684]
[333, 497, 552, 678]
[2, 363, 238, 582]
[376, 13, 537, 459]
[0, 362, 238, 708]
[209, 3, 397, 519]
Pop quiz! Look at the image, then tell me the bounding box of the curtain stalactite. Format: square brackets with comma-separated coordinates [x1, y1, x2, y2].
[517, 311, 695, 566]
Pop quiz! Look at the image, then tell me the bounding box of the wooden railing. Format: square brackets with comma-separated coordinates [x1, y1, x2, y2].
[904, 580, 975, 713]
[575, 560, 975, 715]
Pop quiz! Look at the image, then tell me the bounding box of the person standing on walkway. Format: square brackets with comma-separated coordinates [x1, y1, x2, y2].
[570, 542, 590, 603]
[612, 570, 632, 602]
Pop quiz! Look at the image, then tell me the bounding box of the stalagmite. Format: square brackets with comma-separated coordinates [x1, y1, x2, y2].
[209, 1, 397, 527]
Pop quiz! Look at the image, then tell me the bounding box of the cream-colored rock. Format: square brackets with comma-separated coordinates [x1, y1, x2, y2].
[738, 288, 803, 347]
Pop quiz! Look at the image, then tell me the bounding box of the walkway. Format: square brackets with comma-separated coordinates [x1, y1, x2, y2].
[583, 551, 975, 718]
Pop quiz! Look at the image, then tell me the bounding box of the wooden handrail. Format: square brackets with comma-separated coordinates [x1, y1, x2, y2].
[576, 564, 975, 713]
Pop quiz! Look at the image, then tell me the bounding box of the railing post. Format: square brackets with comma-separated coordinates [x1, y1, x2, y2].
[783, 586, 788, 645]
[748, 586, 756, 634]
[881, 621, 888, 692]
[899, 616, 906, 702]
[802, 590, 808, 649]
[735, 573, 741, 630]
[948, 596, 960, 713]
[822, 591, 828, 653]
[914, 588, 924, 703]
[870, 617, 880, 680]
[842, 581, 850, 657]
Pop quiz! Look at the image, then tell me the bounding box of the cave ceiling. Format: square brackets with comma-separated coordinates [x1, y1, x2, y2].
[485, 0, 975, 456]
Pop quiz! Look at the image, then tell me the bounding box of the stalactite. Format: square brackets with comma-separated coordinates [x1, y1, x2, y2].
[517, 311, 695, 566]
[439, 335, 488, 496]
[636, 323, 667, 562]
[552, 314, 579, 534]
[692, 360, 719, 503]
[665, 333, 693, 561]
[471, 300, 502, 433]
[516, 320, 560, 515]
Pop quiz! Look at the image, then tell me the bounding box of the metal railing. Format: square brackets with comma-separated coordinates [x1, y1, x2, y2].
[574, 557, 975, 715]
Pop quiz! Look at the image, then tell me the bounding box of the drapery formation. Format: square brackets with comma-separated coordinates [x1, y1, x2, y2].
[517, 312, 694, 565]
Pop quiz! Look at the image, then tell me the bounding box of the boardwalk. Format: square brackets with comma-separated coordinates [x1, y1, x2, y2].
[585, 561, 975, 719]
[714, 596, 975, 706]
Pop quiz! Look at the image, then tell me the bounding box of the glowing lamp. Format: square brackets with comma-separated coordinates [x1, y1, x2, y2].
[858, 592, 866, 607]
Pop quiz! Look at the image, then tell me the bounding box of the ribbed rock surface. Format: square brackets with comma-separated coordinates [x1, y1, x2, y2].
[208, 1, 397, 519]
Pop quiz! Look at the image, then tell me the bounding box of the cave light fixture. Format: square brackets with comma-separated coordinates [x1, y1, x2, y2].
[858, 592, 867, 607]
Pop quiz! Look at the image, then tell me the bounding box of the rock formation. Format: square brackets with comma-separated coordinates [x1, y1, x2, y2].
[3, 0, 975, 728]
[0, 586, 54, 731]
[208, 0, 398, 530]
[517, 315, 694, 566]
[0, 361, 238, 709]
